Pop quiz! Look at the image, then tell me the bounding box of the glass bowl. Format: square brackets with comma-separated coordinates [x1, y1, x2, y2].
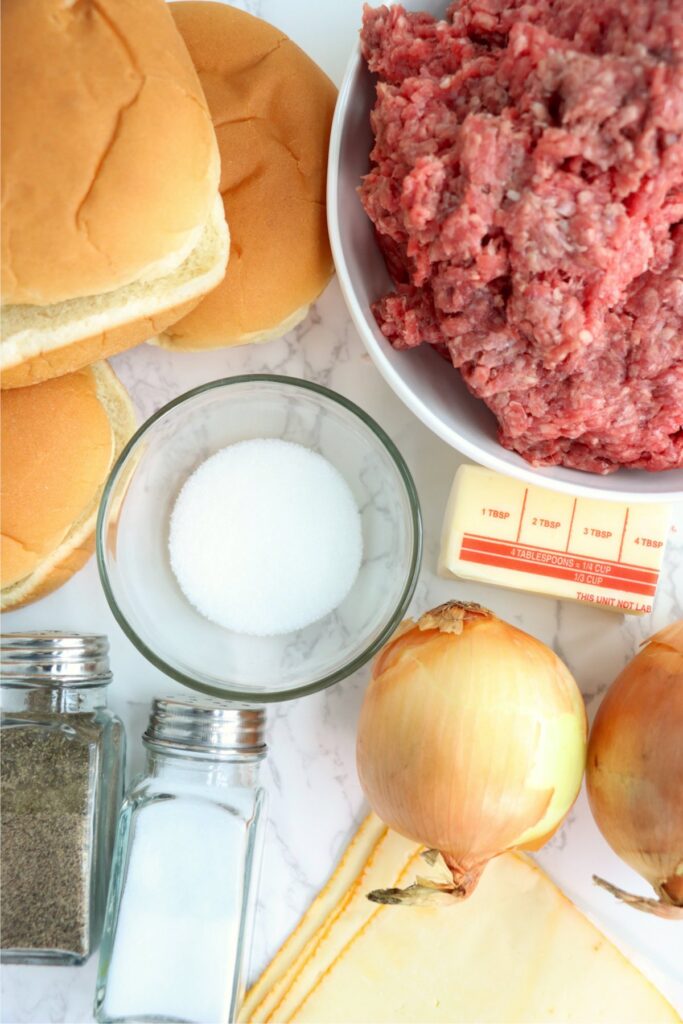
[97, 375, 422, 702]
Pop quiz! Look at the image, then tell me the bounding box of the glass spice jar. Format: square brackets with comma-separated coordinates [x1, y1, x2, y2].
[95, 697, 268, 1024]
[0, 632, 125, 965]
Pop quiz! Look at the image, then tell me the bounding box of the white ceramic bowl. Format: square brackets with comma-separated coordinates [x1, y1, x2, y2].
[327, 0, 683, 502]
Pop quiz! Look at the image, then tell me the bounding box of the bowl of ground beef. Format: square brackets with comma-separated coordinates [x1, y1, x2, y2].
[328, 0, 683, 499]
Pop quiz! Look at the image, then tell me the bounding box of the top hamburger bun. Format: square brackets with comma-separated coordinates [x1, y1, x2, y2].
[1, 362, 137, 611]
[1, 0, 229, 388]
[155, 1, 336, 351]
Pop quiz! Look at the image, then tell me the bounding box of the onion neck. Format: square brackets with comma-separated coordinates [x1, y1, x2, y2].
[646, 620, 683, 654]
[417, 601, 491, 636]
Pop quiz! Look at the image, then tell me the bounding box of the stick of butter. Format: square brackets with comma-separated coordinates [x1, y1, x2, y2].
[439, 465, 671, 615]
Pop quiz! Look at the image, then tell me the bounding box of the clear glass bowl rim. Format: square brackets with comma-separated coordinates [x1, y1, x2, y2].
[96, 374, 423, 703]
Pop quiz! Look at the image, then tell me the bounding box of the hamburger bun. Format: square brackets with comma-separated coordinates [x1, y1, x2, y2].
[1, 0, 229, 387]
[154, 1, 336, 351]
[1, 363, 137, 611]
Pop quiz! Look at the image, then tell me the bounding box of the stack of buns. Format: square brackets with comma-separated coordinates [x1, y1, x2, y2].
[1, 0, 337, 610]
[1, 0, 228, 388]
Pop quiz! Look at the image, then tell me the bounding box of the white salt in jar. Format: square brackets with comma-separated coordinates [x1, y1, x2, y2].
[94, 698, 267, 1024]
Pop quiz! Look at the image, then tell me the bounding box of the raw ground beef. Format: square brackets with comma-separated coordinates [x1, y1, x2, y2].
[360, 0, 683, 473]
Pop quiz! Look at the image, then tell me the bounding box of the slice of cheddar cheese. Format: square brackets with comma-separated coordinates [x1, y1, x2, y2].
[240, 814, 387, 1022]
[266, 830, 418, 1022]
[288, 854, 679, 1024]
[243, 817, 679, 1024]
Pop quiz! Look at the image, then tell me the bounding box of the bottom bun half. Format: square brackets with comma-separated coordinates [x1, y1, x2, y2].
[1, 196, 228, 389]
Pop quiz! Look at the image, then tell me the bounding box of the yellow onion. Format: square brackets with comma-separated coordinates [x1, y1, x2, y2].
[586, 621, 683, 919]
[356, 601, 587, 904]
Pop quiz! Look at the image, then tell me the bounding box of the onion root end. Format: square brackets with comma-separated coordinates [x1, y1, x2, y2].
[367, 849, 484, 906]
[593, 875, 683, 919]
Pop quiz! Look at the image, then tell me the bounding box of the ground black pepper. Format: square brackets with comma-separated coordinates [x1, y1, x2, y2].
[0, 721, 100, 956]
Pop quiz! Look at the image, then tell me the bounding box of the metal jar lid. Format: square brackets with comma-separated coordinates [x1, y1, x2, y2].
[143, 696, 266, 759]
[0, 632, 112, 687]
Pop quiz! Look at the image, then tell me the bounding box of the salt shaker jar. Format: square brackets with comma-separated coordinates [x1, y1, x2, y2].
[0, 632, 125, 965]
[95, 697, 268, 1024]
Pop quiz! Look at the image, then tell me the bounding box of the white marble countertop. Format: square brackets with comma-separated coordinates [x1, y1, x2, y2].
[2, 2, 683, 1021]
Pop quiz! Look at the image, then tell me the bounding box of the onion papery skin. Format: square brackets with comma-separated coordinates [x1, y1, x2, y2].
[357, 603, 587, 903]
[586, 622, 683, 918]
